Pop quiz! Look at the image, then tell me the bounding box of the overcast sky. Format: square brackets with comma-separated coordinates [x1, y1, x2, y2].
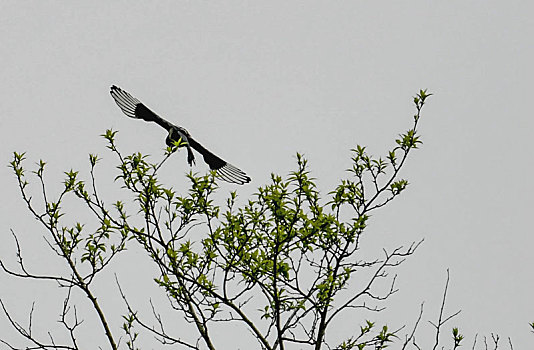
[1, 1, 533, 349]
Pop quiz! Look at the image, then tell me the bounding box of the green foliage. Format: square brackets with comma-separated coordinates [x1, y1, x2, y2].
[5, 90, 485, 350]
[122, 312, 140, 350]
[452, 327, 464, 349]
[338, 321, 397, 350]
[82, 90, 430, 349]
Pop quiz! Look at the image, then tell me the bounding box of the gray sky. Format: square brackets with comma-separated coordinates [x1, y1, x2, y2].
[1, 1, 533, 348]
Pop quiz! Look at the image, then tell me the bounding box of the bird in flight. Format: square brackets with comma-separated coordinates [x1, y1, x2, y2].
[110, 85, 251, 185]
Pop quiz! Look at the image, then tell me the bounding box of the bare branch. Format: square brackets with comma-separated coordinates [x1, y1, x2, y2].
[430, 269, 461, 350]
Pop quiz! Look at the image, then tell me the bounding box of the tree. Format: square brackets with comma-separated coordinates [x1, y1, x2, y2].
[1, 90, 524, 349]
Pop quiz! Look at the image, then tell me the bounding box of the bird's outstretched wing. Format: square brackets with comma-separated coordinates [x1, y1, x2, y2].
[110, 85, 173, 130]
[188, 137, 251, 185]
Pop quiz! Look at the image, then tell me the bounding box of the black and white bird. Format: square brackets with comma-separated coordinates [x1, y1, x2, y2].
[110, 85, 251, 185]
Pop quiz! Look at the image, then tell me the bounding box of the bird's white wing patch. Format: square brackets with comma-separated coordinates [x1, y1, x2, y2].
[110, 85, 141, 119]
[216, 163, 251, 185]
